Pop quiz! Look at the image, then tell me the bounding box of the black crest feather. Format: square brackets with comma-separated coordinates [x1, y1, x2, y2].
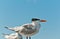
[32, 18, 40, 21]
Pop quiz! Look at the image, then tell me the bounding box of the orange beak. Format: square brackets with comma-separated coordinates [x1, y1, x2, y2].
[40, 20, 46, 22]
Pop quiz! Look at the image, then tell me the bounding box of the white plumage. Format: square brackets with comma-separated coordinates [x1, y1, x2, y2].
[5, 18, 46, 39]
[5, 21, 40, 37]
[3, 33, 22, 39]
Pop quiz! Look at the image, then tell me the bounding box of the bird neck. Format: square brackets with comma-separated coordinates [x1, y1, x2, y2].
[32, 21, 40, 30]
[32, 21, 40, 26]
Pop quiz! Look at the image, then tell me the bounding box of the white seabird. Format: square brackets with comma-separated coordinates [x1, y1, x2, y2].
[2, 32, 22, 39]
[5, 18, 46, 39]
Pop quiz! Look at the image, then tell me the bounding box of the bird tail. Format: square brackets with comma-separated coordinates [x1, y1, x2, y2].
[5, 26, 15, 31]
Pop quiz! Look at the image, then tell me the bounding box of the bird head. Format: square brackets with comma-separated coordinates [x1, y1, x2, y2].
[32, 18, 46, 22]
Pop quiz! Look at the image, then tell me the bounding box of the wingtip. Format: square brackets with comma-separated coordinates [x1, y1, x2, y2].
[4, 26, 9, 29]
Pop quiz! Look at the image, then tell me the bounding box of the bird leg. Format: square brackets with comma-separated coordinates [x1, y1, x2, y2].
[29, 37, 31, 39]
[26, 36, 28, 39]
[26, 36, 31, 39]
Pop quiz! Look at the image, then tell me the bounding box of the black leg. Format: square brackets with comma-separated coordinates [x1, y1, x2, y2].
[26, 37, 28, 39]
[29, 37, 31, 39]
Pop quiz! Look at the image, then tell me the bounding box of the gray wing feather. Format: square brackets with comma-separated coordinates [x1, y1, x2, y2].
[21, 24, 36, 34]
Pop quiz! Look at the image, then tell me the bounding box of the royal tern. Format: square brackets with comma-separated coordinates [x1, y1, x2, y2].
[5, 18, 46, 39]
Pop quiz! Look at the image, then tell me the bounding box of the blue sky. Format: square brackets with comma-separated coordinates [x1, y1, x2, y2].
[0, 0, 60, 39]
